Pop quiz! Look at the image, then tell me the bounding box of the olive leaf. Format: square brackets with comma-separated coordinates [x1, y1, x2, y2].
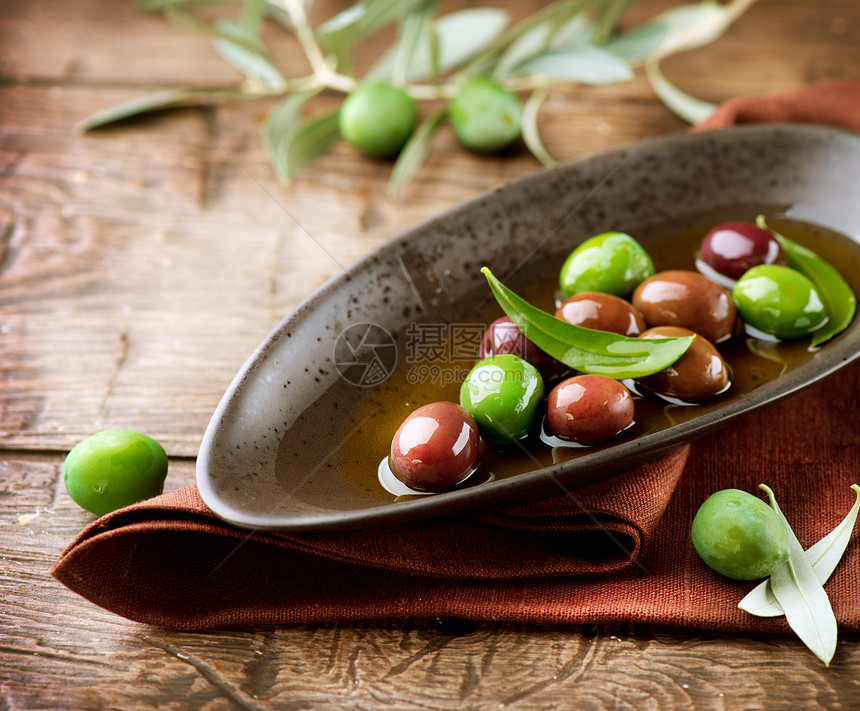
[492, 12, 595, 80]
[212, 19, 288, 92]
[318, 0, 429, 72]
[365, 8, 510, 83]
[645, 58, 716, 124]
[757, 216, 857, 347]
[760, 484, 838, 667]
[263, 1, 300, 32]
[465, 0, 590, 78]
[390, 1, 440, 86]
[77, 87, 249, 132]
[512, 46, 633, 85]
[492, 19, 555, 79]
[481, 267, 693, 379]
[90, 0, 758, 190]
[740, 484, 860, 617]
[262, 89, 320, 183]
[521, 89, 556, 167]
[135, 0, 229, 11]
[640, 0, 762, 123]
[638, 0, 743, 60]
[592, 0, 639, 45]
[549, 13, 598, 48]
[266, 107, 341, 183]
[387, 109, 447, 198]
[605, 20, 670, 62]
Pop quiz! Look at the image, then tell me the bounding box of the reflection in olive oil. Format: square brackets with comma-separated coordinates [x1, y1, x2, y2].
[276, 213, 860, 504]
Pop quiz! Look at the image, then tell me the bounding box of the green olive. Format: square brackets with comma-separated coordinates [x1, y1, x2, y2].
[732, 264, 828, 340]
[338, 81, 418, 158]
[63, 429, 168, 516]
[448, 78, 522, 153]
[459, 354, 544, 445]
[691, 489, 790, 580]
[560, 232, 655, 298]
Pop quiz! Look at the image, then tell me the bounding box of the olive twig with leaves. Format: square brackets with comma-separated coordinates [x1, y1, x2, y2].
[79, 0, 759, 195]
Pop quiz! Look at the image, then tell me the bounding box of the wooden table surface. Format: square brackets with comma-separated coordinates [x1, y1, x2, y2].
[3, 0, 860, 708]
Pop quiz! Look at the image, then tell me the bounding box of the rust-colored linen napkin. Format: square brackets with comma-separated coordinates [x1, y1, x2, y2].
[53, 82, 860, 631]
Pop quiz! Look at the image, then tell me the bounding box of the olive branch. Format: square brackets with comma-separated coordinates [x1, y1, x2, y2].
[79, 0, 758, 196]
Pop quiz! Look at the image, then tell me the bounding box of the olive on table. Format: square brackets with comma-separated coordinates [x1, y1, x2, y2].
[448, 77, 522, 153]
[632, 270, 738, 344]
[460, 354, 544, 445]
[700, 221, 786, 280]
[479, 316, 561, 378]
[559, 232, 655, 298]
[545, 375, 634, 444]
[691, 489, 790, 580]
[389, 402, 480, 492]
[555, 291, 646, 337]
[732, 264, 828, 340]
[338, 81, 418, 158]
[637, 326, 730, 402]
[63, 429, 169, 516]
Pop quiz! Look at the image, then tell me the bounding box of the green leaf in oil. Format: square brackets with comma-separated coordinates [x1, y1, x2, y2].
[481, 267, 693, 379]
[759, 484, 838, 667]
[740, 484, 860, 618]
[757, 215, 857, 346]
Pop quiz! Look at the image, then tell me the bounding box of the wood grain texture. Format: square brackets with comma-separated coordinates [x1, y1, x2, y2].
[2, 0, 860, 708]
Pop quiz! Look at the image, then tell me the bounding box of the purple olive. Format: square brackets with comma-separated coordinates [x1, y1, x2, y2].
[555, 291, 646, 336]
[480, 316, 560, 377]
[390, 402, 479, 491]
[632, 270, 738, 344]
[545, 375, 634, 444]
[700, 221, 786, 280]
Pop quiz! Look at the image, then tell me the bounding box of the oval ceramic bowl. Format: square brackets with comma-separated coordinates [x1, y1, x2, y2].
[197, 124, 860, 531]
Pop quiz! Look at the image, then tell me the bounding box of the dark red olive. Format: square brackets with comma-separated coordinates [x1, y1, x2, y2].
[555, 291, 646, 336]
[545, 375, 634, 444]
[480, 316, 560, 377]
[390, 402, 479, 491]
[637, 326, 730, 402]
[700, 221, 786, 280]
[632, 270, 738, 344]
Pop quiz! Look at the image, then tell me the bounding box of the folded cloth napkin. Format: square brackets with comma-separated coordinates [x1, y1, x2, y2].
[53, 82, 860, 631]
[693, 80, 860, 133]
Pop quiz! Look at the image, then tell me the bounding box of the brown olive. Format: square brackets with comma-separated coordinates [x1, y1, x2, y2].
[555, 291, 646, 336]
[390, 402, 479, 491]
[545, 375, 634, 444]
[637, 326, 731, 402]
[632, 270, 738, 344]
